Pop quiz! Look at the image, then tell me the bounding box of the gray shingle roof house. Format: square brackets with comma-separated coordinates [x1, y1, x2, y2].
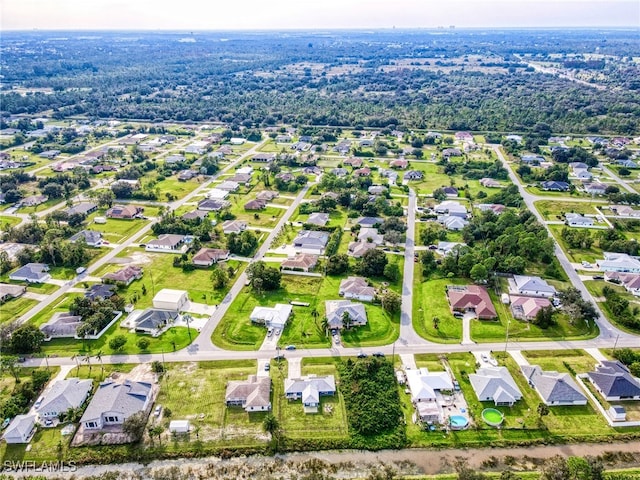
[65, 202, 98, 216]
[2, 414, 36, 444]
[40, 312, 83, 339]
[222, 220, 248, 234]
[197, 198, 230, 211]
[9, 263, 50, 283]
[356, 217, 383, 227]
[306, 212, 330, 226]
[0, 283, 26, 303]
[37, 378, 93, 419]
[339, 276, 376, 302]
[521, 365, 587, 406]
[145, 234, 186, 252]
[192, 248, 229, 267]
[85, 284, 116, 301]
[69, 229, 103, 247]
[293, 230, 330, 253]
[132, 309, 179, 334]
[325, 300, 368, 330]
[469, 367, 523, 406]
[225, 375, 272, 412]
[540, 180, 570, 192]
[510, 275, 557, 298]
[80, 380, 153, 431]
[588, 361, 640, 401]
[102, 265, 143, 285]
[284, 375, 336, 413]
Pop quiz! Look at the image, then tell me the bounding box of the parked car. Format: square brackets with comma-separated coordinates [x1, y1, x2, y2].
[373, 352, 385, 358]
[285, 345, 296, 351]
[274, 354, 285, 361]
[593, 275, 604, 280]
[153, 405, 162, 417]
[264, 362, 270, 371]
[357, 352, 368, 359]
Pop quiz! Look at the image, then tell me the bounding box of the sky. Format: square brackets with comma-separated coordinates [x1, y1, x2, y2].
[1, 0, 639, 30]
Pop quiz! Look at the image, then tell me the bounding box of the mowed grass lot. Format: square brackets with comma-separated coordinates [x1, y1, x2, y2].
[0, 296, 37, 324]
[154, 360, 267, 446]
[273, 359, 349, 440]
[534, 200, 602, 221]
[412, 274, 464, 343]
[0, 215, 22, 229]
[522, 349, 597, 374]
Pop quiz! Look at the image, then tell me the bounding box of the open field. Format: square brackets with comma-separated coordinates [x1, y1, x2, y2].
[534, 200, 601, 221]
[0, 296, 38, 324]
[412, 274, 464, 343]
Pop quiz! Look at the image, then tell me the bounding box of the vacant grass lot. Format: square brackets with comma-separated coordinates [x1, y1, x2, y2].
[412, 274, 464, 343]
[227, 200, 284, 229]
[584, 280, 640, 335]
[521, 349, 597, 374]
[534, 200, 601, 221]
[0, 296, 37, 324]
[0, 215, 22, 229]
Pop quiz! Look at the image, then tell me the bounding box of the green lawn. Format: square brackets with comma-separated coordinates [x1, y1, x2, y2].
[583, 280, 640, 335]
[0, 215, 22, 229]
[521, 349, 597, 374]
[414, 353, 446, 371]
[17, 198, 64, 214]
[86, 210, 151, 243]
[227, 200, 285, 229]
[412, 274, 464, 343]
[0, 296, 37, 324]
[66, 363, 136, 383]
[534, 200, 601, 221]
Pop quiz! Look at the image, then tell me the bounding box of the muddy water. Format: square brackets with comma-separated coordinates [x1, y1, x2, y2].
[8, 442, 640, 479]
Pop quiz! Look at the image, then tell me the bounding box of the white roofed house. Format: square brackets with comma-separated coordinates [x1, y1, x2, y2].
[306, 212, 330, 227]
[280, 253, 318, 272]
[79, 380, 154, 433]
[469, 367, 523, 407]
[439, 215, 468, 231]
[2, 415, 36, 444]
[69, 229, 103, 247]
[598, 252, 640, 273]
[325, 300, 367, 330]
[293, 230, 330, 254]
[406, 368, 453, 424]
[565, 213, 594, 228]
[509, 275, 557, 298]
[284, 375, 336, 413]
[152, 289, 189, 311]
[36, 378, 93, 421]
[222, 220, 248, 234]
[145, 234, 187, 253]
[434, 201, 468, 218]
[339, 276, 376, 302]
[250, 304, 293, 331]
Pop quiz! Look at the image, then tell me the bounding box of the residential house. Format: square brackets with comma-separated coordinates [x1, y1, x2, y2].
[353, 168, 371, 177]
[293, 230, 330, 254]
[152, 289, 189, 311]
[343, 157, 363, 168]
[181, 210, 209, 221]
[222, 220, 248, 234]
[102, 266, 143, 286]
[36, 378, 93, 420]
[276, 172, 294, 182]
[20, 195, 48, 207]
[244, 199, 267, 210]
[434, 200, 468, 218]
[359, 138, 374, 148]
[40, 312, 83, 339]
[439, 215, 469, 231]
[390, 159, 408, 169]
[280, 253, 319, 272]
[587, 361, 640, 401]
[598, 252, 640, 273]
[225, 375, 272, 412]
[572, 168, 593, 180]
[165, 154, 186, 164]
[446, 285, 497, 319]
[339, 276, 376, 302]
[66, 202, 98, 216]
[145, 234, 186, 253]
[80, 380, 153, 431]
[2, 415, 36, 444]
[348, 241, 377, 258]
[325, 300, 368, 329]
[521, 365, 587, 406]
[252, 153, 276, 163]
[442, 186, 458, 197]
[129, 308, 180, 334]
[604, 272, 640, 296]
[85, 284, 116, 301]
[565, 213, 595, 227]
[302, 166, 322, 176]
[477, 204, 505, 215]
[442, 148, 463, 158]
[356, 217, 383, 227]
[617, 159, 638, 169]
[357, 227, 384, 246]
[184, 142, 209, 155]
[9, 263, 50, 283]
[455, 132, 474, 142]
[306, 212, 329, 226]
[177, 170, 196, 181]
[0, 283, 26, 303]
[217, 180, 240, 192]
[69, 230, 103, 247]
[479, 178, 502, 188]
[192, 248, 229, 267]
[469, 367, 523, 406]
[406, 368, 453, 424]
[229, 173, 252, 184]
[510, 296, 552, 321]
[521, 155, 545, 164]
[404, 170, 423, 181]
[106, 205, 143, 219]
[509, 275, 557, 297]
[250, 304, 293, 330]
[505, 134, 523, 144]
[612, 205, 640, 217]
[291, 141, 312, 152]
[333, 140, 351, 154]
[230, 138, 245, 145]
[540, 181, 570, 192]
[206, 188, 229, 200]
[39, 150, 61, 159]
[276, 134, 292, 143]
[368, 185, 386, 195]
[284, 375, 336, 413]
[584, 183, 608, 195]
[256, 190, 279, 202]
[198, 198, 229, 211]
[436, 242, 467, 256]
[331, 168, 348, 177]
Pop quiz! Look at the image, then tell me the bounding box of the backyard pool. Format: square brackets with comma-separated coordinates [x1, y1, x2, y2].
[449, 415, 469, 430]
[482, 408, 504, 427]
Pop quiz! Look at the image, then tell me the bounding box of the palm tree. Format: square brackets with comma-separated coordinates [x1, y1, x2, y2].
[341, 311, 352, 330]
[71, 355, 80, 375]
[321, 317, 330, 338]
[262, 414, 280, 440]
[83, 354, 92, 375]
[95, 350, 104, 380]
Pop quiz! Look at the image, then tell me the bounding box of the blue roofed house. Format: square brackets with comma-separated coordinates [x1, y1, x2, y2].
[588, 361, 640, 401]
[521, 365, 587, 406]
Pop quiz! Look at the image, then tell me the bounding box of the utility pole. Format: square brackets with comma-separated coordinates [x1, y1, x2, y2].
[504, 319, 511, 354]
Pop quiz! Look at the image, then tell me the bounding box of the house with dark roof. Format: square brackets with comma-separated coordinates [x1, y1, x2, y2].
[69, 230, 103, 247]
[252, 153, 276, 163]
[85, 284, 116, 301]
[540, 180, 570, 192]
[198, 198, 229, 211]
[181, 210, 209, 221]
[225, 375, 271, 412]
[40, 312, 83, 339]
[325, 300, 367, 329]
[587, 361, 640, 401]
[442, 186, 459, 197]
[245, 199, 267, 210]
[469, 367, 523, 406]
[521, 365, 587, 406]
[129, 308, 180, 335]
[356, 217, 383, 227]
[404, 170, 424, 181]
[9, 263, 50, 283]
[80, 380, 153, 431]
[446, 285, 497, 319]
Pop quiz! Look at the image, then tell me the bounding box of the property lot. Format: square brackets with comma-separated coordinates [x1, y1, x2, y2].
[534, 200, 602, 221]
[0, 296, 37, 324]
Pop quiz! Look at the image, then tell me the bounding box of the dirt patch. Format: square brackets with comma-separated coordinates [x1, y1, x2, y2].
[112, 252, 154, 265]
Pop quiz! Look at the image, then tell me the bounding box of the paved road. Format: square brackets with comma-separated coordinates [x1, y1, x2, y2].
[493, 145, 631, 341]
[601, 165, 637, 194]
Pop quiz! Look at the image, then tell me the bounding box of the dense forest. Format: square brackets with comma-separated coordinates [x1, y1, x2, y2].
[1, 30, 639, 134]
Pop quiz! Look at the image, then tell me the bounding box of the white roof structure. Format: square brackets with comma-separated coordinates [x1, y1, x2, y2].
[36, 378, 93, 417]
[2, 414, 36, 444]
[207, 188, 229, 200]
[406, 368, 453, 403]
[153, 289, 188, 306]
[599, 252, 640, 273]
[434, 200, 467, 216]
[469, 367, 523, 405]
[357, 227, 384, 245]
[250, 304, 293, 329]
[511, 275, 557, 297]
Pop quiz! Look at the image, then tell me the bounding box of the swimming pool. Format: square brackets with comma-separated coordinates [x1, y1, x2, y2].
[449, 415, 469, 429]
